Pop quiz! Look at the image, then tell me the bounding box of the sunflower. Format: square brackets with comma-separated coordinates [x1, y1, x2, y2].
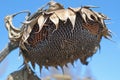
[4, 1, 111, 72]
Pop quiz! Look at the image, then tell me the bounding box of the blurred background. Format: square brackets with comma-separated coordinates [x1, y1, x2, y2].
[0, 0, 120, 80]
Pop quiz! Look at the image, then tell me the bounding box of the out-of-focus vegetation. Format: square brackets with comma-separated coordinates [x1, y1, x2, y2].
[42, 74, 94, 80]
[6, 65, 95, 80]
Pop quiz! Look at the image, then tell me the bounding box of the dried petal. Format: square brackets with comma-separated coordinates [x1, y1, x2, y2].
[22, 20, 37, 42]
[81, 8, 98, 21]
[54, 9, 69, 21]
[67, 9, 76, 29]
[96, 12, 110, 20]
[50, 13, 59, 30]
[83, 5, 99, 9]
[68, 7, 81, 12]
[81, 13, 87, 23]
[37, 15, 45, 32]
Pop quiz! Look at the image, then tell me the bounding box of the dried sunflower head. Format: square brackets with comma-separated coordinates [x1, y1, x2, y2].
[5, 1, 111, 72]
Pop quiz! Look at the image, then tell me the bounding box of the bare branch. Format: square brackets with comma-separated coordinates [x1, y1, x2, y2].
[0, 42, 19, 63]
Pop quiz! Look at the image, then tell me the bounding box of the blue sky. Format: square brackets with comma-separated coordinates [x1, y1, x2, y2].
[0, 0, 120, 80]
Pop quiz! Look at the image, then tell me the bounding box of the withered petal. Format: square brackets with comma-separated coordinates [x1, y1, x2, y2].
[37, 15, 45, 32]
[81, 13, 87, 23]
[54, 9, 69, 21]
[67, 9, 76, 29]
[50, 13, 59, 30]
[81, 8, 98, 21]
[68, 7, 81, 12]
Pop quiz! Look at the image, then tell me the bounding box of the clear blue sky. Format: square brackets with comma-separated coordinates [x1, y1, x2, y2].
[0, 0, 120, 80]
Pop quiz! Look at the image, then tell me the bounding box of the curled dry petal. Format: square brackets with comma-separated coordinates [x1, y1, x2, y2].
[81, 7, 98, 21]
[20, 18, 38, 50]
[37, 15, 45, 32]
[67, 8, 76, 29]
[4, 11, 31, 42]
[68, 7, 81, 12]
[81, 13, 87, 23]
[49, 8, 76, 30]
[37, 15, 49, 32]
[50, 13, 59, 30]
[54, 9, 69, 21]
[4, 15, 21, 42]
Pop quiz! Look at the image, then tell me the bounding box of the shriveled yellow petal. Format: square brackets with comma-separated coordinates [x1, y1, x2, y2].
[50, 13, 59, 30]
